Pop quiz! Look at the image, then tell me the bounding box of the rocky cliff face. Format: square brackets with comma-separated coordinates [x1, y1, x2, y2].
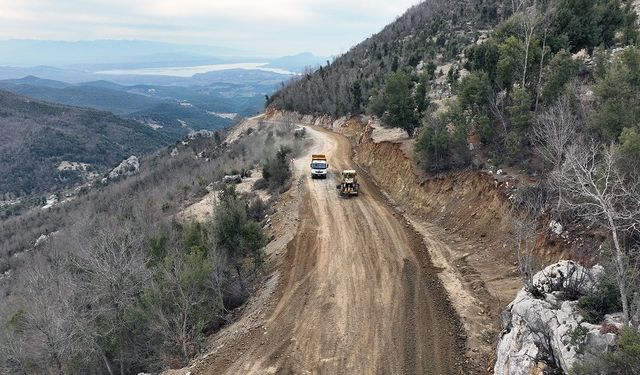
[495, 261, 623, 374]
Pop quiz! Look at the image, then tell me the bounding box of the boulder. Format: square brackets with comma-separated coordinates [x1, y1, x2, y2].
[495, 261, 614, 375]
[223, 175, 242, 184]
[548, 220, 563, 236]
[107, 156, 140, 180]
[532, 260, 603, 296]
[42, 194, 58, 209]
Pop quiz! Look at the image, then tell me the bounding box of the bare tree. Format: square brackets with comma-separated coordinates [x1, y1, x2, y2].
[532, 97, 579, 212]
[0, 325, 32, 375]
[513, 217, 540, 292]
[511, 185, 550, 293]
[517, 2, 539, 88]
[533, 97, 579, 170]
[489, 89, 509, 133]
[7, 255, 90, 375]
[554, 142, 640, 325]
[511, 0, 529, 13]
[69, 223, 151, 375]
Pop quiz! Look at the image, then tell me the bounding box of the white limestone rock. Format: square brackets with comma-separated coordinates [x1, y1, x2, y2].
[495, 261, 615, 375]
[107, 156, 140, 180]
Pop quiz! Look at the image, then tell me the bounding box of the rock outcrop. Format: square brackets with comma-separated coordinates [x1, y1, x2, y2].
[223, 175, 242, 184]
[495, 261, 620, 375]
[106, 156, 140, 181]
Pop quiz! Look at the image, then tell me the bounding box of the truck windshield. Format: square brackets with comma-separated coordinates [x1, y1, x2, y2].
[311, 162, 327, 169]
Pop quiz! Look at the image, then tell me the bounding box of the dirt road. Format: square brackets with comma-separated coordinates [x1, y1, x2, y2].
[195, 126, 467, 374]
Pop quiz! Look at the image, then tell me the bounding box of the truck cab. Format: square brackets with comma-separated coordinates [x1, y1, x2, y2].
[310, 154, 328, 179]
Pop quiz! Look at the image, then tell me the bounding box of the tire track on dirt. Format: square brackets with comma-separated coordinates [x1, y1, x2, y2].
[193, 125, 469, 374]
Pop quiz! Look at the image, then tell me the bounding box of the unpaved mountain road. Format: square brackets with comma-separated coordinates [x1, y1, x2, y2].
[195, 126, 469, 374]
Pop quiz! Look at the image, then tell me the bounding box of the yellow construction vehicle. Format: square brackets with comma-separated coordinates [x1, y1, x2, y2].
[336, 170, 359, 197]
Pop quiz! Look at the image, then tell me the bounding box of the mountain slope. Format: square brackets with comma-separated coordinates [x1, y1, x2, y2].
[0, 90, 172, 196]
[268, 0, 504, 116]
[0, 80, 163, 115]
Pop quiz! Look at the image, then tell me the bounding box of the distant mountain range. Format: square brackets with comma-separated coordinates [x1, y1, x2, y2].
[0, 39, 244, 67]
[0, 73, 279, 133]
[0, 40, 327, 197]
[0, 39, 328, 74]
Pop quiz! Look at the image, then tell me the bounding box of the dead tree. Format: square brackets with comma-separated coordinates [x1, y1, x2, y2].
[554, 142, 640, 325]
[533, 97, 579, 170]
[11, 256, 89, 375]
[516, 2, 539, 88]
[511, 185, 550, 293]
[489, 89, 509, 134]
[69, 223, 151, 375]
[532, 97, 579, 209]
[0, 322, 32, 375]
[513, 217, 540, 293]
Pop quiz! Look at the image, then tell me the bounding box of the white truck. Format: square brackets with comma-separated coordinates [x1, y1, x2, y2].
[310, 154, 329, 179]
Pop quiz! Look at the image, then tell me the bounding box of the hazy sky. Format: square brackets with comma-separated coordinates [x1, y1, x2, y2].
[0, 0, 420, 56]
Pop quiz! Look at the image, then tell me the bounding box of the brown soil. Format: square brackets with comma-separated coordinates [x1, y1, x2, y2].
[263, 111, 529, 373]
[190, 126, 473, 374]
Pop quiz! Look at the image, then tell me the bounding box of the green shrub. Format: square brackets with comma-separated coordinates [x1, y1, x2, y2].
[367, 71, 420, 136]
[262, 146, 292, 191]
[578, 276, 622, 324]
[542, 50, 580, 104]
[571, 328, 640, 375]
[568, 323, 589, 354]
[213, 186, 266, 267]
[246, 197, 268, 222]
[415, 109, 471, 173]
[553, 0, 634, 52]
[591, 47, 640, 142]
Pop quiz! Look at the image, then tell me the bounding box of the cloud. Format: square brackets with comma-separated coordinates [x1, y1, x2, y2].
[0, 0, 420, 55]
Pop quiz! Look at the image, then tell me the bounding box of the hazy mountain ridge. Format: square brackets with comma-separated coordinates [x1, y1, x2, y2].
[0, 39, 244, 67]
[0, 75, 269, 130]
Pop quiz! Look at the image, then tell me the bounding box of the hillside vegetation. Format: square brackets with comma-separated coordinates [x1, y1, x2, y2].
[268, 0, 506, 116]
[0, 90, 172, 197]
[0, 121, 306, 374]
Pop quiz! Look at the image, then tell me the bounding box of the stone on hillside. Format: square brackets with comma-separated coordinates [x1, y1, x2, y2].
[223, 175, 242, 184]
[495, 261, 614, 375]
[532, 260, 602, 296]
[107, 156, 140, 180]
[42, 194, 58, 210]
[549, 220, 563, 236]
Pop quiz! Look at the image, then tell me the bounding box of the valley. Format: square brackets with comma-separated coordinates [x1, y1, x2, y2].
[2, 0, 640, 374]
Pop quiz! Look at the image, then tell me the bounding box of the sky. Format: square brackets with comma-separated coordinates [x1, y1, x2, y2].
[0, 0, 420, 56]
